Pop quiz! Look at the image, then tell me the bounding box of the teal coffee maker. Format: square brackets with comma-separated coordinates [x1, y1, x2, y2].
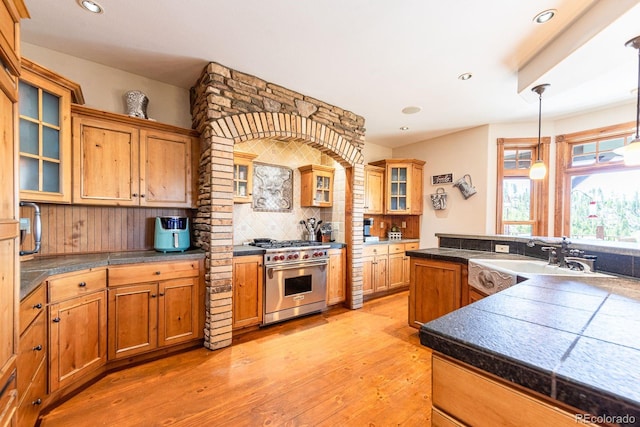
[154, 216, 190, 252]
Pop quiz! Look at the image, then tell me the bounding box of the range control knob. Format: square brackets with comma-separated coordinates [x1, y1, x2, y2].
[293, 253, 299, 259]
[303, 254, 310, 259]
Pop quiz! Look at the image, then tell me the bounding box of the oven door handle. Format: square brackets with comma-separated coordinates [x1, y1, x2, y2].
[267, 260, 328, 272]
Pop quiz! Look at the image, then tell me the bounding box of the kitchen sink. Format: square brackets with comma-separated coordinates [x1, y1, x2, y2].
[468, 258, 614, 296]
[470, 258, 614, 277]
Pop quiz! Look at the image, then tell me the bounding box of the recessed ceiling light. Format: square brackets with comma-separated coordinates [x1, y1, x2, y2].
[533, 9, 555, 24]
[78, 0, 104, 14]
[400, 126, 410, 131]
[458, 73, 472, 81]
[401, 106, 421, 114]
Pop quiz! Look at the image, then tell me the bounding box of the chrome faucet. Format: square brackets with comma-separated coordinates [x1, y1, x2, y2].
[527, 236, 572, 268]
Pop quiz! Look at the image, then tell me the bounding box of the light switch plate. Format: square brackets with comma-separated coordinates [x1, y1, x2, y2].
[20, 218, 30, 233]
[495, 244, 510, 253]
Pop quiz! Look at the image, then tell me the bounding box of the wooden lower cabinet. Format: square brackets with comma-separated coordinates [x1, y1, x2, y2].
[408, 258, 463, 328]
[468, 286, 488, 304]
[17, 284, 47, 427]
[108, 264, 201, 360]
[363, 244, 388, 295]
[388, 242, 418, 289]
[326, 248, 346, 305]
[431, 354, 598, 427]
[232, 255, 263, 330]
[49, 288, 107, 392]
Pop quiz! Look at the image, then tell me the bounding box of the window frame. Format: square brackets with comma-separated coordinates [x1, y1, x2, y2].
[496, 137, 549, 236]
[554, 121, 638, 237]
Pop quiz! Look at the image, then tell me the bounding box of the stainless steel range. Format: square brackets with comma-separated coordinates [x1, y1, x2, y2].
[251, 239, 331, 325]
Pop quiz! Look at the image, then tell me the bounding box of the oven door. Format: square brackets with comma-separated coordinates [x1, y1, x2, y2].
[264, 260, 327, 324]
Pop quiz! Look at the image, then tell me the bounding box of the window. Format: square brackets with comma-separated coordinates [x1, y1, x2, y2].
[555, 122, 640, 242]
[496, 138, 549, 236]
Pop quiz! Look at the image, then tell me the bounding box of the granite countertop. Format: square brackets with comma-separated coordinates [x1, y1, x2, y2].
[413, 248, 640, 423]
[20, 249, 205, 300]
[363, 238, 420, 246]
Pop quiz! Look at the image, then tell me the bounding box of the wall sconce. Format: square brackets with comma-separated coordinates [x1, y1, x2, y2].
[529, 84, 550, 180]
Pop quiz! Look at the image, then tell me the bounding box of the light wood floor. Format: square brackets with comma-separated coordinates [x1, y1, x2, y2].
[39, 291, 432, 426]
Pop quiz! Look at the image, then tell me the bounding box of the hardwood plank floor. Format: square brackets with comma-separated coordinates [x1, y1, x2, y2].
[39, 291, 432, 426]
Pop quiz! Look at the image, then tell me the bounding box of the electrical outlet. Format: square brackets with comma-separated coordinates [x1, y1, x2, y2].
[380, 221, 384, 229]
[495, 244, 510, 253]
[401, 221, 407, 228]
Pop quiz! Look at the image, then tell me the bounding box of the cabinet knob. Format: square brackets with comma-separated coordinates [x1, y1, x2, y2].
[32, 398, 42, 406]
[155, 271, 161, 275]
[159, 293, 165, 297]
[78, 282, 87, 287]
[140, 194, 145, 198]
[33, 303, 42, 309]
[33, 345, 43, 351]
[52, 317, 60, 323]
[151, 294, 157, 298]
[133, 193, 138, 197]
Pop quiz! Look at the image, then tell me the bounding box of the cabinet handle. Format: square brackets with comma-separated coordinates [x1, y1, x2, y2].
[78, 282, 87, 287]
[32, 398, 42, 406]
[140, 194, 145, 198]
[33, 345, 43, 351]
[33, 303, 42, 309]
[52, 317, 60, 323]
[133, 193, 138, 197]
[151, 294, 157, 298]
[155, 271, 161, 275]
[159, 293, 165, 297]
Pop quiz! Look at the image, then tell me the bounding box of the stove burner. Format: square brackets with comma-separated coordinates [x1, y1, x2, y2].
[251, 239, 324, 249]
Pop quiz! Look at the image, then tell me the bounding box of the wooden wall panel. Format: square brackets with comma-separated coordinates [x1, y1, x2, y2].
[19, 204, 193, 256]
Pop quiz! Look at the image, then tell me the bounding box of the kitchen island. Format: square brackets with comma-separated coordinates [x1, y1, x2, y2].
[408, 247, 640, 426]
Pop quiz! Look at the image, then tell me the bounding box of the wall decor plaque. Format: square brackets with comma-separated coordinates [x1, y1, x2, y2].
[432, 173, 453, 185]
[252, 163, 293, 212]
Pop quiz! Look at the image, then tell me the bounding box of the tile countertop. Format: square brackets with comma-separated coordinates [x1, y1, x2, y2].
[408, 248, 640, 423]
[20, 249, 205, 300]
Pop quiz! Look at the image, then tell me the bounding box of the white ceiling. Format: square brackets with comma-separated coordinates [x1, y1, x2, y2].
[20, 0, 640, 148]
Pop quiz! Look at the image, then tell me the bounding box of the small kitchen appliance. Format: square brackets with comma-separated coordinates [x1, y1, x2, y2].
[363, 218, 373, 237]
[154, 216, 190, 252]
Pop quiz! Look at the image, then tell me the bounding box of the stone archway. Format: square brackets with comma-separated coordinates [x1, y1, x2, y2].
[190, 63, 367, 350]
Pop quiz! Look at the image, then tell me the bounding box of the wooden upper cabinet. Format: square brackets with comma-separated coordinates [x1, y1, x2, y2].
[299, 164, 334, 207]
[233, 151, 257, 204]
[140, 129, 193, 207]
[370, 159, 425, 215]
[73, 116, 139, 205]
[364, 165, 384, 214]
[72, 105, 198, 208]
[18, 58, 83, 203]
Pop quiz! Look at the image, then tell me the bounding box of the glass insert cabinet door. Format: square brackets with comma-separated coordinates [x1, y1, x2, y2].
[18, 67, 72, 203]
[19, 80, 62, 193]
[389, 166, 408, 211]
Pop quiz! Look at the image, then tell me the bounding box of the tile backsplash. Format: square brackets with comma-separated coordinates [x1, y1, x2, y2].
[233, 139, 345, 244]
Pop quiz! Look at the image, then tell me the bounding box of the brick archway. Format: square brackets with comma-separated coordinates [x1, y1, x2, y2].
[190, 63, 367, 350]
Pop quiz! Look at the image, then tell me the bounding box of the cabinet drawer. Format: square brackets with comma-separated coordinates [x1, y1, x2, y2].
[363, 244, 388, 257]
[20, 285, 46, 334]
[17, 358, 46, 427]
[108, 260, 199, 286]
[48, 269, 107, 302]
[405, 242, 419, 251]
[388, 243, 405, 254]
[17, 313, 46, 393]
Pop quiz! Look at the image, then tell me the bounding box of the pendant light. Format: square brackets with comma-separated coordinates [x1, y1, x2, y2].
[615, 35, 640, 166]
[529, 83, 550, 180]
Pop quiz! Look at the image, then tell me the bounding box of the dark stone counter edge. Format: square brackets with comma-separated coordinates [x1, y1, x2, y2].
[20, 249, 205, 300]
[421, 329, 640, 421]
[413, 248, 640, 421]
